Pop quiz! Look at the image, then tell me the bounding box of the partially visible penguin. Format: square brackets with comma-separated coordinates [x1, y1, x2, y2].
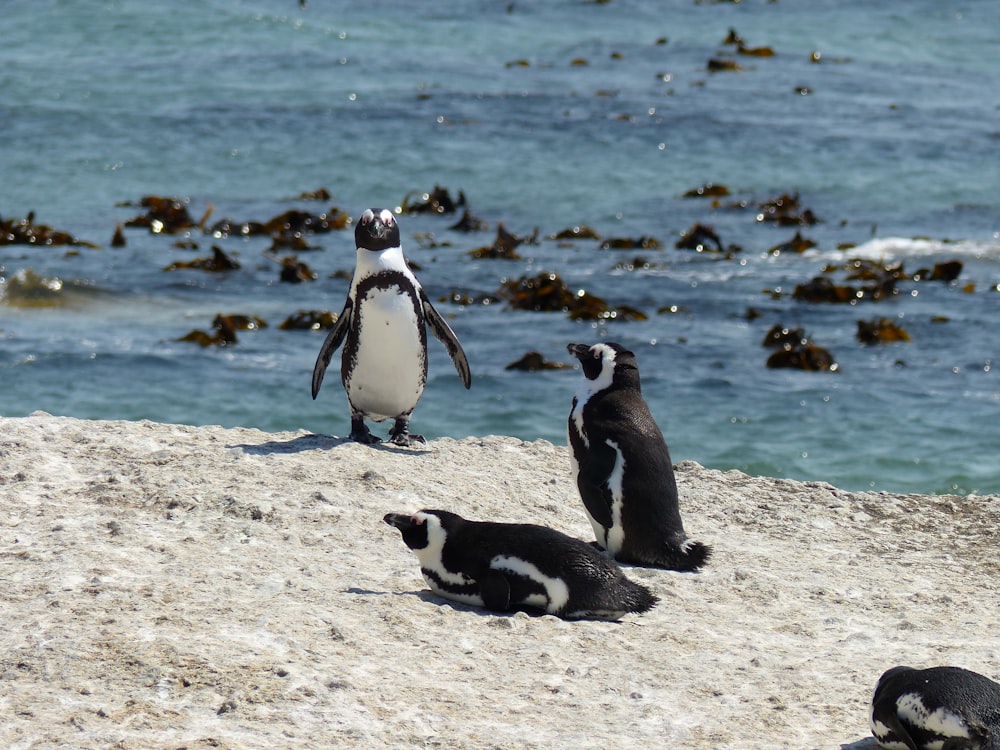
[383, 509, 658, 621]
[311, 208, 471, 446]
[870, 665, 1000, 750]
[566, 341, 711, 571]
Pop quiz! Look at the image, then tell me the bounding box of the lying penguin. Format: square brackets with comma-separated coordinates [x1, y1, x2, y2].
[567, 341, 711, 571]
[870, 665, 1000, 750]
[383, 509, 658, 621]
[311, 208, 471, 446]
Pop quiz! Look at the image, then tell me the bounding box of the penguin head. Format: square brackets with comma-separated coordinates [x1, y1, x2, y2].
[567, 342, 639, 390]
[383, 509, 461, 552]
[356, 208, 401, 252]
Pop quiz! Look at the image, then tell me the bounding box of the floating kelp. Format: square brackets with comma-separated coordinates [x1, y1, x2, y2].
[504, 351, 572, 371]
[756, 193, 819, 226]
[762, 324, 806, 350]
[163, 246, 240, 272]
[122, 196, 198, 234]
[768, 231, 816, 255]
[208, 207, 349, 245]
[214, 314, 267, 331]
[913, 259, 962, 282]
[683, 183, 730, 199]
[766, 342, 838, 372]
[737, 43, 775, 57]
[792, 276, 861, 304]
[287, 187, 331, 201]
[707, 58, 742, 73]
[548, 226, 600, 241]
[279, 310, 338, 330]
[600, 236, 663, 250]
[0, 211, 98, 248]
[763, 326, 838, 371]
[401, 186, 465, 215]
[110, 224, 127, 248]
[497, 272, 579, 312]
[722, 29, 743, 46]
[857, 318, 911, 345]
[178, 313, 266, 347]
[274, 255, 317, 283]
[496, 272, 645, 321]
[676, 223, 727, 253]
[839, 258, 905, 283]
[449, 209, 488, 232]
[468, 223, 537, 260]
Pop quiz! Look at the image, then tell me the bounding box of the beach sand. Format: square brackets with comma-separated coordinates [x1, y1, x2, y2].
[1, 413, 997, 749]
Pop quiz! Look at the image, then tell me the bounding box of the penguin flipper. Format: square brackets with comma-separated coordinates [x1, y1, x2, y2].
[576, 440, 617, 529]
[421, 293, 471, 389]
[311, 301, 352, 399]
[479, 569, 512, 611]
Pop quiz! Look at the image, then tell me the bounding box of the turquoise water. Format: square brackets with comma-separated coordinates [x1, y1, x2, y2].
[2, 0, 998, 495]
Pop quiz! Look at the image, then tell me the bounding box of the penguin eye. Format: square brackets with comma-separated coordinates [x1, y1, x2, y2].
[411, 514, 425, 526]
[380, 209, 395, 225]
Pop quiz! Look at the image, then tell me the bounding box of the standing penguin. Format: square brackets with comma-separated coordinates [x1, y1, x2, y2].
[383, 509, 659, 621]
[566, 342, 710, 571]
[870, 665, 1000, 750]
[311, 208, 471, 446]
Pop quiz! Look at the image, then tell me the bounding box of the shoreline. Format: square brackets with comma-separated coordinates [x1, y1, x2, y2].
[1, 413, 997, 749]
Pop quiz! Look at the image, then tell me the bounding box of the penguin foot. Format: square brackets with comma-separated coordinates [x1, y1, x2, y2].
[388, 417, 425, 447]
[388, 431, 426, 447]
[349, 417, 381, 445]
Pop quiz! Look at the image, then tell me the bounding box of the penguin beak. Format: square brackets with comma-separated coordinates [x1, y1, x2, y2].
[567, 343, 591, 361]
[383, 512, 413, 531]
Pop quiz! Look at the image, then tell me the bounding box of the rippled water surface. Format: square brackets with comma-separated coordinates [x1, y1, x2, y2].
[2, 0, 998, 494]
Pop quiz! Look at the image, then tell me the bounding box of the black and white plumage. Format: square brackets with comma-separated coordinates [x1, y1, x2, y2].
[566, 342, 710, 572]
[870, 666, 1000, 750]
[383, 509, 659, 621]
[311, 208, 471, 446]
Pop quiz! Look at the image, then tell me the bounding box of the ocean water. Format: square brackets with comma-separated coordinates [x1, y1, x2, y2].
[2, 0, 998, 495]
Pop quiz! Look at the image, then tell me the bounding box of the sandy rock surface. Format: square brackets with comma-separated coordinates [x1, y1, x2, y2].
[1, 413, 997, 749]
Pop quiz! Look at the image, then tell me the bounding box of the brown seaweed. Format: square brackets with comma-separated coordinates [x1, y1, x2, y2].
[504, 352, 572, 372]
[768, 231, 816, 256]
[468, 223, 537, 259]
[683, 183, 731, 199]
[163, 246, 240, 272]
[756, 193, 819, 226]
[496, 272, 645, 320]
[766, 342, 838, 372]
[449, 209, 489, 232]
[178, 313, 266, 347]
[857, 318, 911, 345]
[263, 252, 317, 283]
[762, 325, 806, 350]
[913, 259, 962, 282]
[548, 226, 601, 241]
[676, 223, 725, 253]
[0, 212, 98, 248]
[792, 276, 860, 304]
[707, 59, 742, 73]
[123, 196, 196, 234]
[110, 224, 127, 248]
[600, 236, 663, 250]
[401, 186, 465, 215]
[279, 310, 339, 331]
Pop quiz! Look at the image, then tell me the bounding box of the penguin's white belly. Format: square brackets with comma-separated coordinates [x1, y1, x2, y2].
[348, 288, 425, 420]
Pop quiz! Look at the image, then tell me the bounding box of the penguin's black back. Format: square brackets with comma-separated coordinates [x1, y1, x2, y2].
[580, 357, 687, 549]
[871, 666, 1000, 750]
[435, 511, 658, 617]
